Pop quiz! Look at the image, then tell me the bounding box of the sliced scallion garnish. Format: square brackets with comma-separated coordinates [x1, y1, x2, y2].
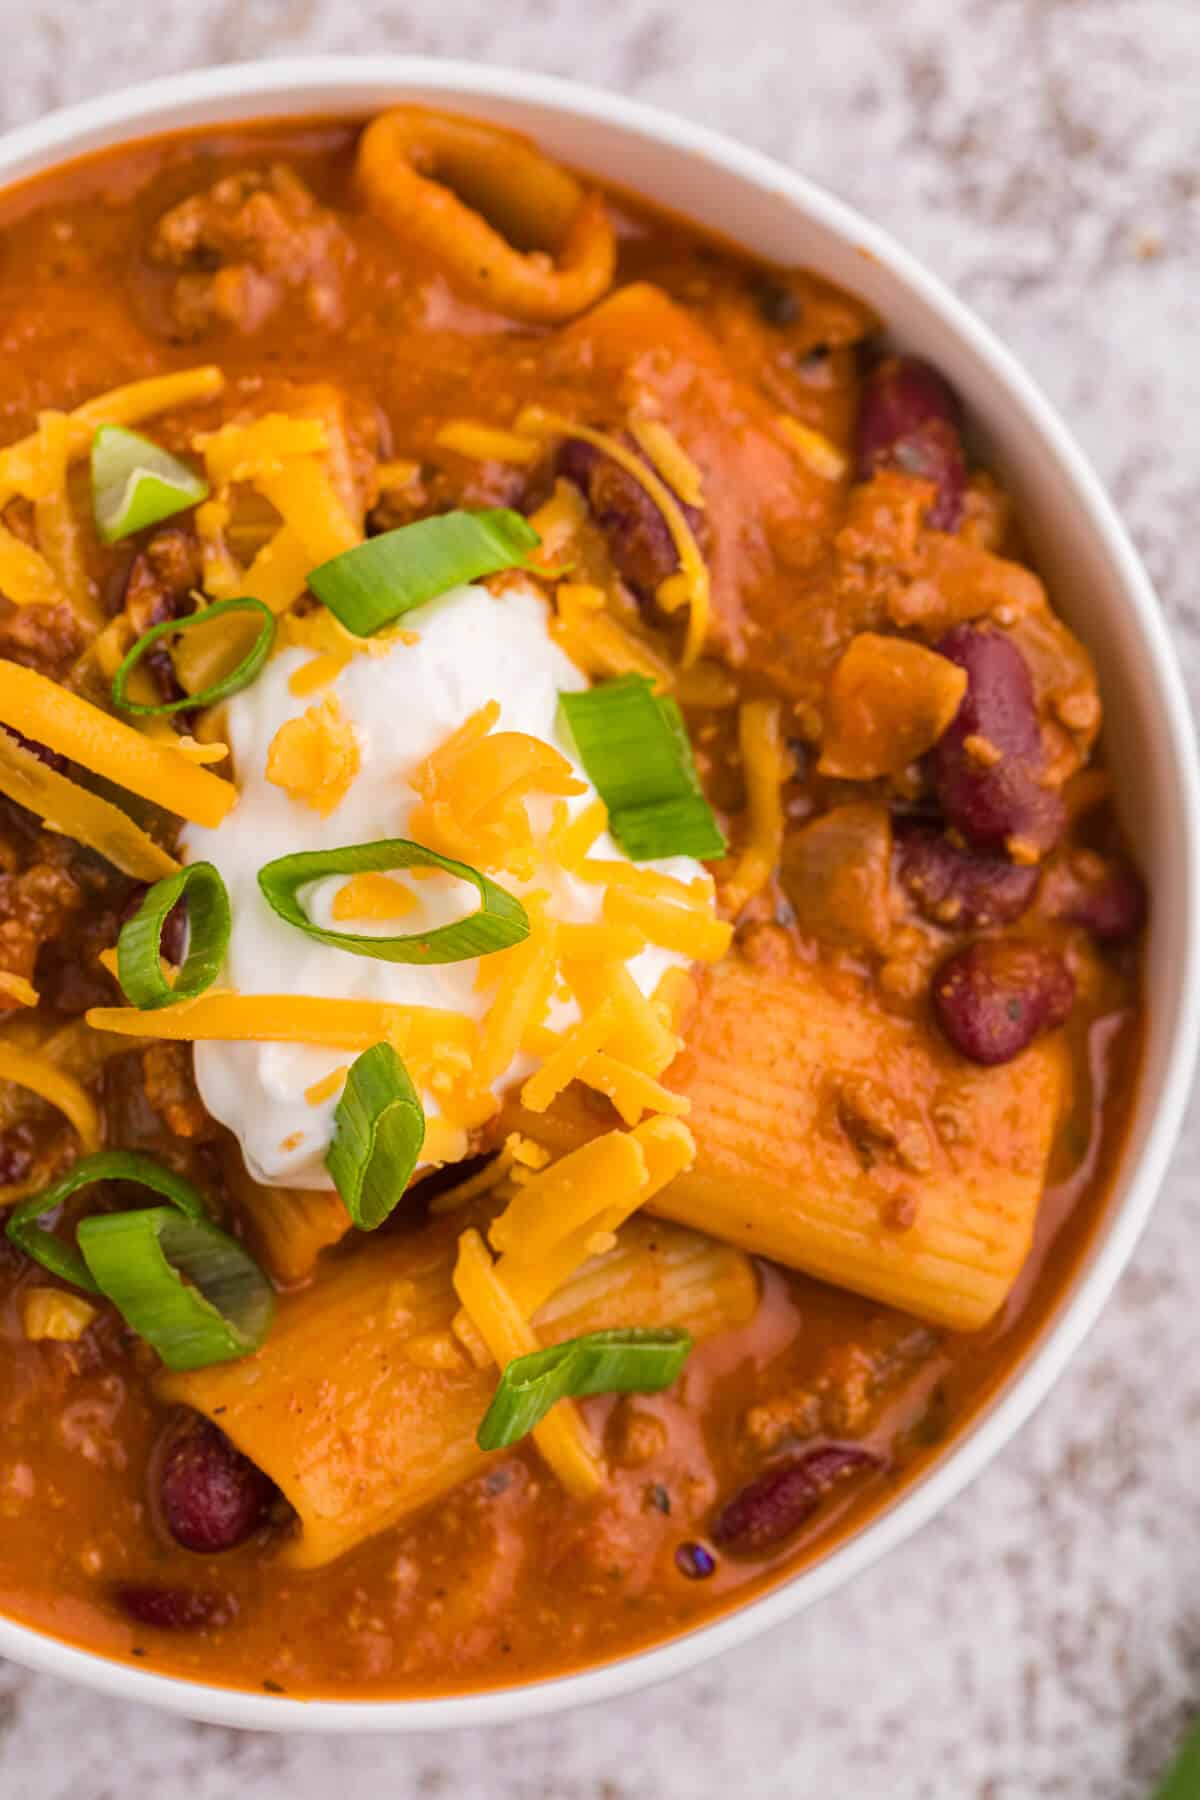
[91, 424, 209, 545]
[325, 1042, 425, 1230]
[476, 1326, 693, 1451]
[257, 839, 530, 964]
[110, 596, 275, 717]
[78, 1206, 274, 1371]
[116, 861, 230, 1010]
[559, 675, 726, 862]
[6, 1150, 205, 1292]
[5, 1150, 274, 1370]
[308, 508, 542, 638]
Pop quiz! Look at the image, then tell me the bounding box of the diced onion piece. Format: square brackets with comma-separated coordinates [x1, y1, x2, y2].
[91, 426, 208, 544]
[309, 509, 542, 638]
[0, 662, 236, 829]
[117, 862, 231, 1011]
[257, 839, 530, 965]
[111, 597, 275, 717]
[559, 674, 725, 861]
[325, 1042, 425, 1230]
[477, 1325, 692, 1451]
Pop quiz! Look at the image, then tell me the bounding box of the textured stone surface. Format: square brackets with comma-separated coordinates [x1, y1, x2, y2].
[2, 3, 1199, 1795]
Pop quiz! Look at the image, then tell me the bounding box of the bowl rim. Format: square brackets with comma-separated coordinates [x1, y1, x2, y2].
[0, 53, 1196, 1734]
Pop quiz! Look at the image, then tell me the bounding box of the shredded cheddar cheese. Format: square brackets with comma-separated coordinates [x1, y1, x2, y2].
[0, 366, 225, 500]
[195, 415, 329, 486]
[551, 581, 674, 688]
[628, 417, 705, 509]
[516, 408, 711, 666]
[0, 1040, 102, 1155]
[723, 698, 787, 914]
[33, 409, 99, 627]
[0, 525, 61, 609]
[266, 693, 361, 816]
[304, 1066, 349, 1106]
[410, 703, 584, 879]
[0, 726, 178, 883]
[525, 477, 588, 568]
[490, 1117, 696, 1317]
[0, 973, 39, 1009]
[776, 415, 848, 482]
[520, 998, 620, 1114]
[434, 421, 543, 466]
[453, 1226, 605, 1497]
[330, 872, 417, 922]
[84, 993, 478, 1054]
[603, 886, 733, 963]
[0, 662, 236, 830]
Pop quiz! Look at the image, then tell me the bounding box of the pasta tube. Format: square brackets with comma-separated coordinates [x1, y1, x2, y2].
[159, 1213, 758, 1568]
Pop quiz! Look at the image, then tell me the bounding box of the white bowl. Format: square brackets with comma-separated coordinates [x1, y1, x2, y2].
[0, 55, 1196, 1734]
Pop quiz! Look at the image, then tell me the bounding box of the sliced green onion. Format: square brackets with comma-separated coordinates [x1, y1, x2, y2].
[116, 861, 231, 1010]
[91, 424, 209, 545]
[476, 1326, 693, 1451]
[6, 1150, 208, 1293]
[559, 674, 726, 862]
[77, 1206, 274, 1372]
[6, 1150, 273, 1369]
[257, 839, 529, 964]
[308, 508, 541, 637]
[111, 596, 275, 717]
[325, 1042, 425, 1230]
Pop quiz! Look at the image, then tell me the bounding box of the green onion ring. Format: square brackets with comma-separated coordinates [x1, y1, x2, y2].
[6, 1149, 207, 1293]
[77, 1206, 275, 1372]
[116, 861, 231, 1010]
[257, 839, 530, 965]
[111, 595, 276, 717]
[477, 1326, 694, 1451]
[6, 1150, 274, 1370]
[325, 1042, 425, 1230]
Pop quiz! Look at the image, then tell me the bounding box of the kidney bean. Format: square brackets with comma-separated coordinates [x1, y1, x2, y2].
[1054, 856, 1148, 944]
[158, 1416, 276, 1553]
[895, 821, 1039, 930]
[932, 938, 1075, 1065]
[855, 355, 967, 531]
[928, 625, 1066, 856]
[711, 1444, 882, 1555]
[114, 1583, 235, 1632]
[557, 437, 701, 604]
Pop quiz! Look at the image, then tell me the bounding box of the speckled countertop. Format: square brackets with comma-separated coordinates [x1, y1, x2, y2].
[1, 2, 1199, 1795]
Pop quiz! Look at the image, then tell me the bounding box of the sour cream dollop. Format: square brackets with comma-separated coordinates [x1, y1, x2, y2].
[182, 580, 702, 1189]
